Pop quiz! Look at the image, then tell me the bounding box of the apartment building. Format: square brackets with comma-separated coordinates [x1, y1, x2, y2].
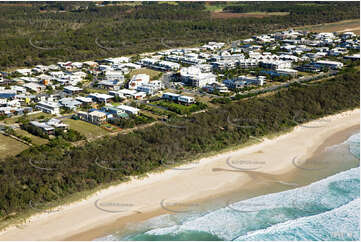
[180, 66, 216, 88]
[224, 75, 266, 89]
[314, 60, 344, 69]
[259, 60, 292, 70]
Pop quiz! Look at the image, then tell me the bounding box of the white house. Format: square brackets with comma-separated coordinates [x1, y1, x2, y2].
[203, 82, 229, 93]
[128, 74, 150, 90]
[105, 70, 124, 81]
[136, 80, 163, 95]
[162, 92, 195, 104]
[314, 60, 344, 69]
[64, 85, 83, 94]
[36, 101, 60, 114]
[72, 62, 84, 69]
[23, 83, 45, 93]
[116, 105, 140, 115]
[87, 93, 113, 103]
[15, 69, 32, 76]
[276, 68, 298, 77]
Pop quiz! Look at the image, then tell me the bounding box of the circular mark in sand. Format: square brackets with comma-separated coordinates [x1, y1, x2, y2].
[226, 157, 266, 171]
[160, 199, 201, 213]
[160, 160, 199, 171]
[94, 199, 134, 213]
[292, 156, 329, 171]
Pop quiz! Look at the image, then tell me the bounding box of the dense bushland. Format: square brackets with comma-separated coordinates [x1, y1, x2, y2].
[0, 1, 359, 68]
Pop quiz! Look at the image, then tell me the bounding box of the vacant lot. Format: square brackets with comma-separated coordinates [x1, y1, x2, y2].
[294, 19, 360, 34]
[3, 112, 54, 124]
[63, 119, 109, 139]
[0, 134, 28, 159]
[211, 11, 289, 19]
[130, 68, 162, 80]
[15, 129, 49, 146]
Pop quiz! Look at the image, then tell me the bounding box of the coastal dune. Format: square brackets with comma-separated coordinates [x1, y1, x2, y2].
[0, 109, 359, 241]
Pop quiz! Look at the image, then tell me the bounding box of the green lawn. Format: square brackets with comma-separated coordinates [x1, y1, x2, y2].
[86, 88, 109, 94]
[0, 134, 28, 159]
[63, 119, 109, 139]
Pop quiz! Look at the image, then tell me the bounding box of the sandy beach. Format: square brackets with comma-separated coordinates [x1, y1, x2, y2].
[0, 109, 359, 241]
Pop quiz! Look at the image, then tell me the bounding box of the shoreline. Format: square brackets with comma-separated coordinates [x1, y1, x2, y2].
[0, 109, 359, 241]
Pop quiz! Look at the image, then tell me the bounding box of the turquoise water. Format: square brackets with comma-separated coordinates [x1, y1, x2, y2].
[97, 133, 360, 241]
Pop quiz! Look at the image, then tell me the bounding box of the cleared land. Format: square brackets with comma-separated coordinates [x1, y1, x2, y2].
[204, 2, 245, 12]
[0, 134, 28, 159]
[294, 19, 360, 34]
[130, 68, 162, 80]
[211, 11, 289, 19]
[3, 112, 54, 124]
[15, 129, 49, 146]
[63, 119, 109, 139]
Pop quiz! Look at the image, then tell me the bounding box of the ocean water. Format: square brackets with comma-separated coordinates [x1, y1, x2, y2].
[98, 133, 360, 241]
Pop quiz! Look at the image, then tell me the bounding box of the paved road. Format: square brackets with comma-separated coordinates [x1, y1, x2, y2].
[232, 70, 338, 97]
[162, 70, 337, 100]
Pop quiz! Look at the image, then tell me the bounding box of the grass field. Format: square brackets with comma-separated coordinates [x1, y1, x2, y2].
[294, 19, 360, 34]
[15, 129, 49, 146]
[86, 88, 109, 94]
[63, 118, 109, 139]
[130, 68, 162, 80]
[0, 134, 28, 159]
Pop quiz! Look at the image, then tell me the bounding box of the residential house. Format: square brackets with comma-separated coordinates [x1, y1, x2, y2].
[136, 80, 163, 95]
[64, 85, 83, 94]
[23, 83, 46, 93]
[161, 92, 195, 104]
[30, 121, 55, 135]
[87, 93, 113, 103]
[35, 100, 60, 114]
[104, 70, 124, 81]
[98, 80, 122, 90]
[78, 110, 107, 125]
[116, 105, 140, 115]
[128, 74, 150, 90]
[75, 96, 94, 106]
[15, 69, 32, 76]
[46, 118, 69, 129]
[59, 98, 82, 110]
[203, 82, 229, 94]
[101, 106, 129, 119]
